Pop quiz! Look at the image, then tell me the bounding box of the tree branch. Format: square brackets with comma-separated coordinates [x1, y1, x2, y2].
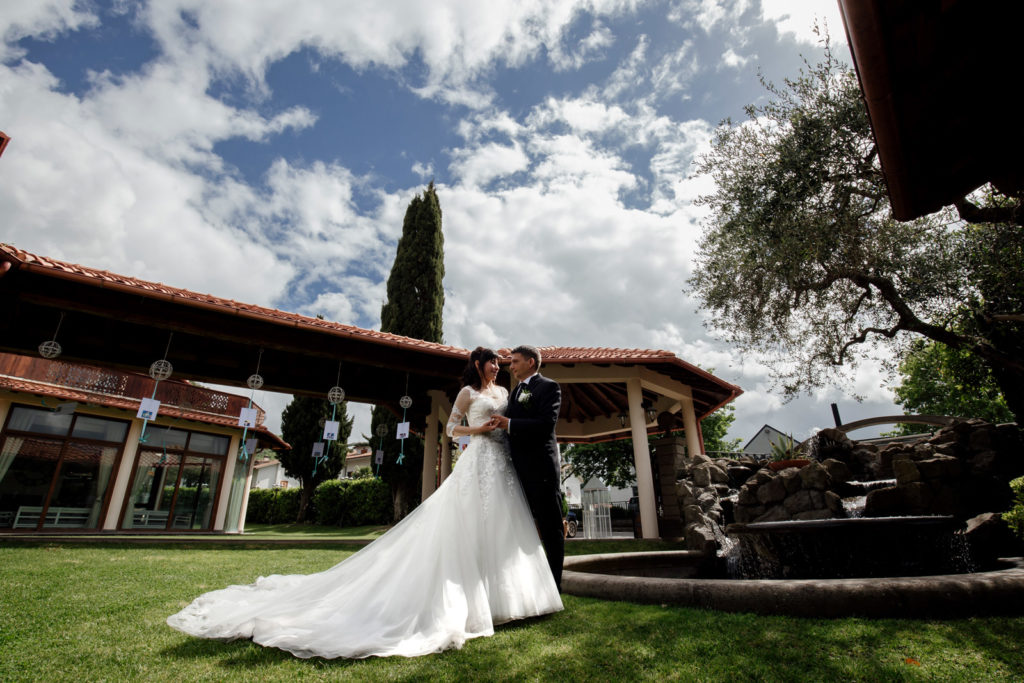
[954, 197, 1024, 226]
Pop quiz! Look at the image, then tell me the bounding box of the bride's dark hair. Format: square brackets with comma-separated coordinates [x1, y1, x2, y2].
[461, 346, 499, 389]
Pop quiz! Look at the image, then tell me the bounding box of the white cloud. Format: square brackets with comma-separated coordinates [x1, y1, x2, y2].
[759, 0, 844, 45]
[448, 142, 530, 188]
[0, 0, 98, 61]
[720, 47, 749, 69]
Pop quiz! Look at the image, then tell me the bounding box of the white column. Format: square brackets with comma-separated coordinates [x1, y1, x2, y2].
[439, 432, 452, 483]
[681, 397, 703, 457]
[421, 397, 440, 500]
[627, 377, 658, 538]
[212, 434, 240, 531]
[103, 419, 144, 530]
[236, 447, 258, 533]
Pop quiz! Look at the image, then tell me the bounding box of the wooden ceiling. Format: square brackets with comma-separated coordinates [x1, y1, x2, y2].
[839, 0, 1024, 221]
[1, 244, 740, 438]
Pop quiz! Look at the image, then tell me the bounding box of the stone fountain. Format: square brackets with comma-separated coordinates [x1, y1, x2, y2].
[562, 419, 1024, 617]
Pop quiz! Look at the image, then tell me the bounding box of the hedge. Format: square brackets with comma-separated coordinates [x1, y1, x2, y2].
[313, 478, 392, 526]
[247, 478, 392, 527]
[245, 487, 304, 524]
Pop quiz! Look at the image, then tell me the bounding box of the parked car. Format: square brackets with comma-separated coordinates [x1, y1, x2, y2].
[565, 510, 580, 538]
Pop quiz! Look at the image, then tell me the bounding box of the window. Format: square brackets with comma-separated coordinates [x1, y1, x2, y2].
[0, 406, 128, 530]
[121, 427, 228, 531]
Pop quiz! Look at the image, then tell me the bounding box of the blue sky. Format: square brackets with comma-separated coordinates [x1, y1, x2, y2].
[1, 1, 899, 443]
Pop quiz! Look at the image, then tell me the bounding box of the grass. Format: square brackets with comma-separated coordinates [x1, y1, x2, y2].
[2, 540, 1023, 681]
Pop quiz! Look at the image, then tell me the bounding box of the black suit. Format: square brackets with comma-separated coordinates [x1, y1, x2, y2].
[506, 374, 564, 589]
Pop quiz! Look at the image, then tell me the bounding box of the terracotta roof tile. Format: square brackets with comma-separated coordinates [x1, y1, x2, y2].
[0, 243, 467, 358]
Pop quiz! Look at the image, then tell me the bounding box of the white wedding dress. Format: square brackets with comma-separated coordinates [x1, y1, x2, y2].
[167, 385, 562, 659]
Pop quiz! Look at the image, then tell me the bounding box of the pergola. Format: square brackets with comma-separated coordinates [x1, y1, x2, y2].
[0, 243, 740, 537]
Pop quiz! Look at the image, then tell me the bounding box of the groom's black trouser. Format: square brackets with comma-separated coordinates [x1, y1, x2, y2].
[521, 479, 565, 590]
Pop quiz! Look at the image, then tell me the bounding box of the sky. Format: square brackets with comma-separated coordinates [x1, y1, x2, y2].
[0, 0, 902, 447]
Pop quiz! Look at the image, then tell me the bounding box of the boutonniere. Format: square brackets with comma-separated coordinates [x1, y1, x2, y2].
[517, 387, 533, 409]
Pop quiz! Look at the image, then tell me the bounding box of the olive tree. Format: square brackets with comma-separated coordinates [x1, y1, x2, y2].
[689, 42, 1024, 424]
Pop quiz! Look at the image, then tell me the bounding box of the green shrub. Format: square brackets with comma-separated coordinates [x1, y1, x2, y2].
[269, 487, 303, 524]
[342, 477, 392, 526]
[313, 479, 345, 526]
[245, 488, 274, 523]
[1006, 476, 1024, 540]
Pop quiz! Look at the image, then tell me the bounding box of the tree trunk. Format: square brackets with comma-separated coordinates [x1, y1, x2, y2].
[297, 480, 312, 523]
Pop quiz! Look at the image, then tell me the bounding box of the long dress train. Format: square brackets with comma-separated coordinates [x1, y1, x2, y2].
[166, 385, 562, 659]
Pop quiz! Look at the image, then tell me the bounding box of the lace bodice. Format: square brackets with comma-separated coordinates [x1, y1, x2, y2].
[446, 385, 509, 439]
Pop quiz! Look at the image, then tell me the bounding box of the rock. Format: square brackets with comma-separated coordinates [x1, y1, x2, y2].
[727, 465, 755, 485]
[753, 505, 791, 523]
[779, 467, 803, 494]
[821, 458, 851, 484]
[927, 482, 959, 515]
[917, 456, 961, 480]
[676, 480, 696, 505]
[734, 504, 764, 523]
[892, 458, 921, 484]
[964, 512, 1023, 566]
[968, 449, 999, 475]
[824, 490, 843, 515]
[709, 464, 731, 484]
[697, 491, 719, 512]
[689, 453, 712, 466]
[783, 490, 816, 515]
[755, 476, 788, 505]
[683, 504, 704, 525]
[691, 464, 712, 488]
[685, 523, 717, 554]
[902, 481, 933, 513]
[864, 486, 904, 517]
[737, 485, 758, 506]
[798, 461, 831, 490]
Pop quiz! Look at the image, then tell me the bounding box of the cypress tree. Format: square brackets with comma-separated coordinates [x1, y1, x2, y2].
[371, 182, 445, 519]
[279, 396, 353, 522]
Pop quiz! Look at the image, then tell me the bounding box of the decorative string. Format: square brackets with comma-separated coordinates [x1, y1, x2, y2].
[396, 372, 409, 465]
[313, 362, 343, 477]
[238, 348, 264, 463]
[139, 332, 174, 444]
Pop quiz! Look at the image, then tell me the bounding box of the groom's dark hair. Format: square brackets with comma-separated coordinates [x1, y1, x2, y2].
[511, 344, 542, 370]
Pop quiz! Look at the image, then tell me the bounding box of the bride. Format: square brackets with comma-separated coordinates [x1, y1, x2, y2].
[167, 346, 562, 659]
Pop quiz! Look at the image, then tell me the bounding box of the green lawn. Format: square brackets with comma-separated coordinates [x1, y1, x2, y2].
[2, 541, 1022, 681]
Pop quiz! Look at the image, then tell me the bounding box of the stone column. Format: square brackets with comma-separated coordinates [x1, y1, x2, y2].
[421, 398, 440, 501]
[627, 378, 658, 538]
[681, 396, 703, 458]
[654, 435, 687, 537]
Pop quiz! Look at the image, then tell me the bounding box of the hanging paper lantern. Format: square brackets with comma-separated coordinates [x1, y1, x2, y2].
[149, 359, 173, 381]
[38, 340, 62, 359]
[247, 373, 264, 390]
[375, 423, 388, 437]
[327, 386, 345, 404]
[399, 395, 412, 409]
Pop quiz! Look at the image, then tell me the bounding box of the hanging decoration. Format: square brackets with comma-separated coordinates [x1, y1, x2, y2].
[314, 363, 345, 477]
[396, 373, 411, 465]
[38, 312, 66, 359]
[139, 333, 174, 444]
[237, 349, 264, 463]
[374, 423, 388, 477]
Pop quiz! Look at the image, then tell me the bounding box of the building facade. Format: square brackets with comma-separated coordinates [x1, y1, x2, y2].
[0, 354, 284, 533]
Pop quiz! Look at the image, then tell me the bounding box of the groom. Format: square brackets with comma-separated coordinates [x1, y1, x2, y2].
[489, 345, 564, 590]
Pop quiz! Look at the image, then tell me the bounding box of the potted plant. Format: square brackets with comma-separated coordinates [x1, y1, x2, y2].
[767, 434, 810, 471]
